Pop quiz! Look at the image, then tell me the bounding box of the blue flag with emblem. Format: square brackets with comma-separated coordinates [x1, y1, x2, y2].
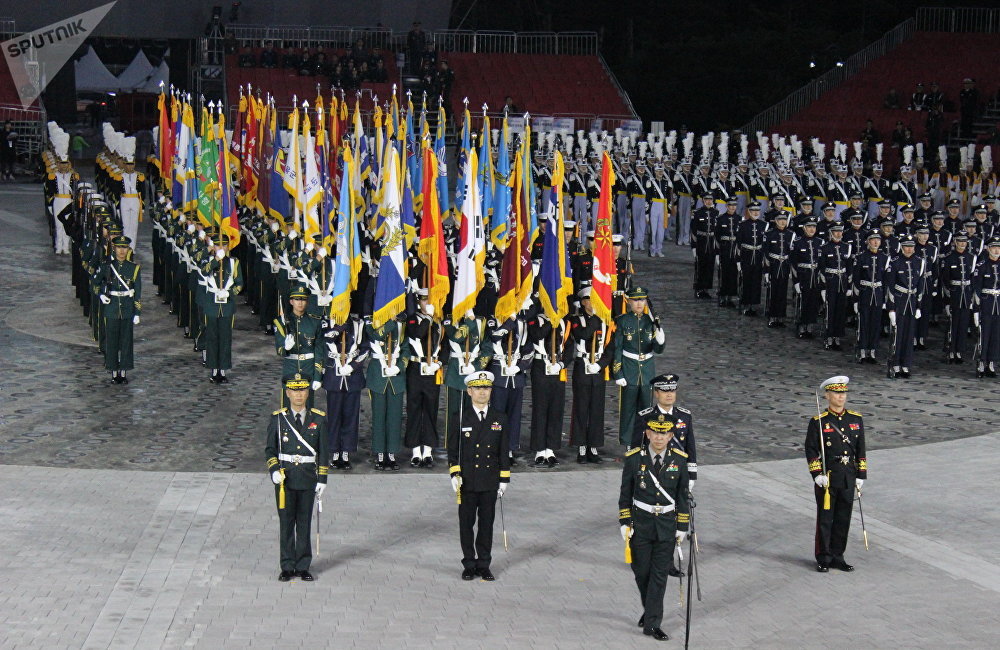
[372, 147, 407, 328]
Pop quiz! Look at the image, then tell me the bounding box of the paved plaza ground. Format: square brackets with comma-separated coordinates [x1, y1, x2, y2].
[1, 180, 998, 648]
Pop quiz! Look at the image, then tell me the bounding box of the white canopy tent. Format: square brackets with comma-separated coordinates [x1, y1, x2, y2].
[74, 46, 120, 93]
[115, 49, 155, 89]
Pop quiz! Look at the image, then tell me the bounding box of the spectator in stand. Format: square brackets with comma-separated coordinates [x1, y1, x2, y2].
[436, 61, 455, 107]
[860, 119, 880, 147]
[260, 41, 278, 68]
[960, 77, 979, 137]
[902, 126, 915, 150]
[312, 52, 330, 77]
[369, 46, 385, 69]
[503, 96, 519, 115]
[926, 104, 944, 153]
[884, 88, 901, 109]
[357, 61, 371, 83]
[344, 64, 360, 90]
[282, 46, 302, 70]
[421, 43, 438, 71]
[927, 81, 944, 109]
[237, 45, 256, 68]
[370, 59, 389, 83]
[1, 121, 17, 180]
[407, 22, 426, 73]
[890, 121, 906, 150]
[419, 60, 435, 96]
[909, 83, 928, 111]
[330, 64, 344, 89]
[298, 48, 315, 76]
[352, 39, 369, 67]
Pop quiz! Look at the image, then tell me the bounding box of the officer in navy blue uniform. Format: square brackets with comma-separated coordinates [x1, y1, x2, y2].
[265, 376, 329, 581]
[886, 235, 926, 377]
[851, 231, 890, 363]
[940, 233, 977, 363]
[448, 371, 511, 581]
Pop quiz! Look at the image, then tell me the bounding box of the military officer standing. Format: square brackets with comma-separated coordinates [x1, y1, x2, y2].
[613, 287, 665, 446]
[805, 375, 866, 573]
[940, 233, 977, 363]
[320, 313, 368, 470]
[763, 212, 794, 327]
[690, 194, 719, 298]
[736, 201, 767, 316]
[570, 287, 613, 463]
[887, 236, 925, 377]
[274, 285, 325, 402]
[200, 235, 244, 383]
[366, 315, 410, 471]
[974, 238, 1000, 377]
[819, 223, 853, 350]
[405, 290, 444, 467]
[448, 371, 511, 581]
[619, 418, 691, 641]
[265, 376, 329, 581]
[98, 235, 141, 383]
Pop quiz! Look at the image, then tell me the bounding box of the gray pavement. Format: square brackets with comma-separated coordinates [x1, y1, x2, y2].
[2, 180, 999, 648]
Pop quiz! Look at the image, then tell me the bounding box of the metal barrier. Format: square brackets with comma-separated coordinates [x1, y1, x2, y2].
[742, 17, 915, 135]
[0, 17, 15, 41]
[227, 25, 395, 49]
[916, 7, 1000, 33]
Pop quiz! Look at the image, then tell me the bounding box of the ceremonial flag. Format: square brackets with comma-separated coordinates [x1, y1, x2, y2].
[282, 104, 303, 230]
[301, 109, 322, 239]
[195, 107, 219, 228]
[171, 97, 191, 211]
[418, 146, 449, 316]
[454, 105, 472, 220]
[590, 151, 617, 324]
[491, 116, 511, 247]
[216, 110, 240, 247]
[495, 145, 533, 322]
[452, 147, 485, 321]
[256, 99, 271, 218]
[522, 122, 539, 246]
[435, 103, 449, 218]
[242, 95, 260, 209]
[538, 151, 573, 322]
[266, 103, 290, 225]
[156, 89, 173, 184]
[329, 148, 361, 324]
[477, 117, 494, 237]
[372, 147, 407, 328]
[230, 92, 246, 203]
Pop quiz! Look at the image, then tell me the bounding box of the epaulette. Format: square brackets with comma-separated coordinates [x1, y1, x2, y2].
[638, 406, 654, 416]
[625, 447, 641, 457]
[307, 312, 322, 319]
[670, 448, 689, 459]
[847, 409, 862, 417]
[273, 407, 287, 415]
[310, 408, 326, 416]
[676, 406, 691, 414]
[812, 410, 829, 420]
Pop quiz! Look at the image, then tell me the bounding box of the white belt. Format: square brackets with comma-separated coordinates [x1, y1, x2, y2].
[633, 500, 676, 515]
[767, 253, 788, 260]
[108, 290, 134, 297]
[622, 351, 652, 361]
[719, 236, 735, 241]
[894, 286, 917, 294]
[741, 244, 762, 250]
[950, 280, 971, 286]
[860, 280, 882, 287]
[824, 268, 846, 274]
[983, 289, 1000, 296]
[797, 263, 817, 269]
[278, 453, 315, 464]
[288, 353, 315, 361]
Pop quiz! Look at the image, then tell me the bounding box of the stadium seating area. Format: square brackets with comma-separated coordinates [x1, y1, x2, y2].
[774, 32, 1000, 153]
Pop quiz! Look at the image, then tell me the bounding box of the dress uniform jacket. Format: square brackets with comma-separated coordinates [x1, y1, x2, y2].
[447, 406, 512, 492]
[619, 445, 691, 539]
[275, 311, 326, 383]
[630, 406, 698, 480]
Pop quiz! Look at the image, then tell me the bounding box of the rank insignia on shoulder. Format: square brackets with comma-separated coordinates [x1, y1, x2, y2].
[625, 448, 641, 457]
[273, 407, 288, 415]
[310, 408, 326, 416]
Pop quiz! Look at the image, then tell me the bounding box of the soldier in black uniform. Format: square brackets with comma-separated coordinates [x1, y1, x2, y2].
[691, 194, 719, 298]
[887, 236, 926, 377]
[569, 287, 613, 462]
[265, 376, 329, 581]
[448, 371, 511, 581]
[852, 231, 889, 363]
[714, 199, 741, 307]
[791, 218, 823, 338]
[763, 212, 794, 327]
[405, 289, 444, 467]
[819, 223, 854, 350]
[736, 201, 767, 315]
[940, 233, 977, 363]
[619, 418, 690, 641]
[805, 375, 866, 573]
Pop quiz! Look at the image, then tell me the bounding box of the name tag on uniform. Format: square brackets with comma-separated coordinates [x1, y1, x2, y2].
[461, 427, 472, 432]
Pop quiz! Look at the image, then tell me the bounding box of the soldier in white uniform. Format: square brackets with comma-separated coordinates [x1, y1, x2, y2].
[120, 136, 144, 251]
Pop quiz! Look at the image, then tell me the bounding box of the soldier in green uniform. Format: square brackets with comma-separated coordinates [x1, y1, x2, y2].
[365, 316, 410, 470]
[806, 375, 867, 573]
[265, 376, 329, 582]
[200, 235, 244, 383]
[98, 235, 141, 384]
[274, 285, 326, 404]
[619, 419, 691, 641]
[613, 287, 665, 446]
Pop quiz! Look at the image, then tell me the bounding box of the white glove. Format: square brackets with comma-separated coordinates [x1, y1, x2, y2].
[675, 531, 687, 544]
[974, 312, 980, 327]
[451, 476, 462, 493]
[546, 362, 562, 375]
[915, 308, 922, 320]
[654, 328, 665, 345]
[815, 474, 829, 488]
[616, 377, 628, 387]
[687, 479, 695, 492]
[317, 294, 332, 306]
[944, 304, 951, 317]
[315, 483, 326, 497]
[502, 364, 518, 377]
[691, 248, 697, 260]
[100, 294, 111, 305]
[339, 363, 354, 376]
[856, 478, 864, 492]
[216, 289, 230, 300]
[424, 303, 435, 316]
[384, 365, 401, 377]
[133, 315, 140, 325]
[271, 471, 284, 485]
[464, 309, 476, 320]
[794, 283, 801, 294]
[497, 483, 507, 497]
[621, 525, 633, 542]
[821, 289, 827, 302]
[460, 364, 476, 375]
[311, 380, 321, 391]
[736, 262, 742, 273]
[288, 229, 298, 240]
[215, 248, 226, 259]
[889, 311, 897, 327]
[846, 288, 853, 297]
[585, 361, 601, 374]
[284, 334, 295, 350]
